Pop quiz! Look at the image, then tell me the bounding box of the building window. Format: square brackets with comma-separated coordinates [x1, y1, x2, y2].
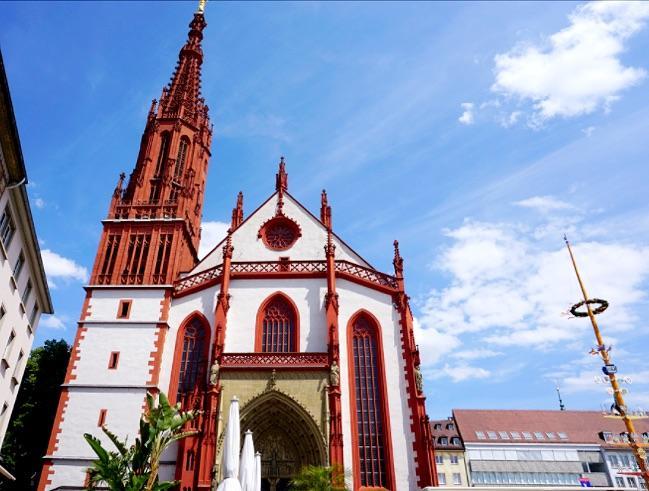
[487, 431, 498, 440]
[523, 431, 533, 440]
[174, 137, 190, 180]
[349, 313, 390, 489]
[3, 330, 16, 361]
[97, 409, 107, 427]
[176, 317, 207, 401]
[627, 477, 637, 488]
[453, 473, 462, 485]
[436, 455, 444, 464]
[546, 431, 556, 439]
[13, 251, 24, 279]
[499, 431, 510, 439]
[108, 351, 120, 369]
[450, 454, 459, 464]
[447, 422, 455, 430]
[558, 431, 569, 439]
[0, 207, 16, 248]
[451, 437, 460, 445]
[29, 303, 39, 326]
[0, 304, 5, 324]
[511, 431, 521, 439]
[534, 431, 545, 440]
[439, 436, 448, 445]
[21, 279, 32, 306]
[258, 294, 297, 353]
[117, 300, 132, 319]
[476, 431, 486, 440]
[434, 423, 442, 430]
[438, 473, 446, 485]
[617, 477, 626, 487]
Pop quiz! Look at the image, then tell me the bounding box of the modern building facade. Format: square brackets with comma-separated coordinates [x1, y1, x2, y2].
[0, 49, 54, 475]
[431, 417, 470, 487]
[38, 6, 437, 491]
[454, 409, 649, 488]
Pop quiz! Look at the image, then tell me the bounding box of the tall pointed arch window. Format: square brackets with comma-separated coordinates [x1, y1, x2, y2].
[256, 294, 298, 353]
[174, 137, 190, 180]
[154, 132, 170, 177]
[175, 317, 207, 401]
[348, 312, 394, 489]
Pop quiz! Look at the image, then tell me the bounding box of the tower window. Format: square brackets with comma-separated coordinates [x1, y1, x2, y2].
[153, 233, 173, 284]
[257, 294, 297, 353]
[99, 234, 121, 283]
[108, 351, 120, 369]
[117, 300, 132, 319]
[349, 313, 390, 488]
[97, 409, 107, 427]
[174, 137, 190, 180]
[121, 233, 151, 284]
[154, 131, 170, 177]
[176, 317, 207, 401]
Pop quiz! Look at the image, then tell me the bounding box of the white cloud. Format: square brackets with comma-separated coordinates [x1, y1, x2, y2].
[422, 211, 649, 353]
[492, 1, 649, 124]
[582, 126, 596, 137]
[41, 249, 88, 285]
[199, 221, 230, 259]
[514, 195, 574, 213]
[428, 363, 491, 382]
[34, 197, 45, 209]
[456, 348, 503, 360]
[458, 102, 475, 125]
[39, 314, 66, 330]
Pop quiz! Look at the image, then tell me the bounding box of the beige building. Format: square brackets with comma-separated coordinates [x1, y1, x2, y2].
[0, 49, 53, 479]
[432, 417, 470, 486]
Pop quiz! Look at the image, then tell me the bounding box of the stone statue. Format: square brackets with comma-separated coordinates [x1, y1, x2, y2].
[330, 361, 340, 387]
[415, 366, 423, 393]
[209, 360, 219, 385]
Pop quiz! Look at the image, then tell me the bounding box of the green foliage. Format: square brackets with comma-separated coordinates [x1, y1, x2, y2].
[84, 391, 198, 491]
[0, 339, 71, 490]
[289, 465, 348, 491]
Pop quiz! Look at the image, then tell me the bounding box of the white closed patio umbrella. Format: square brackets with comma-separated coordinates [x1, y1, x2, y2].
[239, 430, 256, 491]
[254, 452, 262, 491]
[216, 396, 242, 491]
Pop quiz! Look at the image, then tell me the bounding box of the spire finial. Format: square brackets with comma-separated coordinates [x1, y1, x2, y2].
[197, 0, 207, 13]
[276, 156, 288, 193]
[231, 191, 244, 229]
[393, 240, 404, 277]
[321, 189, 332, 229]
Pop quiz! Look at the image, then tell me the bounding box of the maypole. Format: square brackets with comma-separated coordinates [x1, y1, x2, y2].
[564, 236, 649, 489]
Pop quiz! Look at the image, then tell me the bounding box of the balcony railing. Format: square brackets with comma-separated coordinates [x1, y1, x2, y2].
[221, 352, 328, 369]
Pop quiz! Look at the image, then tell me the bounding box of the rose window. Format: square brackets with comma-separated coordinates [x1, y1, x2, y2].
[259, 216, 300, 250]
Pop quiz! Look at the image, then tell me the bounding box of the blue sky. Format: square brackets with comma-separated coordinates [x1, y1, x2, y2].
[2, 1, 649, 419]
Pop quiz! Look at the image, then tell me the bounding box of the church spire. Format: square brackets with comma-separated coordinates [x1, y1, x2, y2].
[158, 9, 209, 128]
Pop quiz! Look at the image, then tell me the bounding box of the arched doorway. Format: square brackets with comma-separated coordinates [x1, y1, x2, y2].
[239, 391, 326, 491]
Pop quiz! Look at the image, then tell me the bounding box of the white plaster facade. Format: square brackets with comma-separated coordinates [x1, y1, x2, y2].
[0, 60, 53, 459]
[43, 187, 423, 490]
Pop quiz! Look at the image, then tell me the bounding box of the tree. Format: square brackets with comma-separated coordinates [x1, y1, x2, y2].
[85, 391, 198, 491]
[289, 465, 348, 491]
[0, 339, 71, 490]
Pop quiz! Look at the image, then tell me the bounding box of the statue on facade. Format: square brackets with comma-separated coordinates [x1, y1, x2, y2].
[209, 359, 220, 385]
[415, 366, 423, 393]
[330, 361, 340, 387]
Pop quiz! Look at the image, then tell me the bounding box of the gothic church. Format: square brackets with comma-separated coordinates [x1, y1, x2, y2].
[39, 6, 437, 491]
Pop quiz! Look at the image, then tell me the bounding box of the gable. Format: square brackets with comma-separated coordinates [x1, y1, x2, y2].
[190, 192, 373, 275]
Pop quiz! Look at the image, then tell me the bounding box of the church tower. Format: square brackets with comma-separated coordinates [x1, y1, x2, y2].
[92, 9, 211, 287]
[40, 5, 439, 491]
[38, 6, 212, 491]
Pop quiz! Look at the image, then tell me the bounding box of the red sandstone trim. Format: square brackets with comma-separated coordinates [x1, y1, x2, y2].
[147, 324, 168, 387]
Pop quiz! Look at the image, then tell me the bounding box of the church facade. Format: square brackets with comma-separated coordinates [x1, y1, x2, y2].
[38, 7, 437, 491]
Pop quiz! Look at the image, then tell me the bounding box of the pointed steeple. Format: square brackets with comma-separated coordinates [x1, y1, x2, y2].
[159, 10, 209, 127]
[276, 156, 288, 193]
[231, 191, 244, 229]
[320, 189, 332, 229]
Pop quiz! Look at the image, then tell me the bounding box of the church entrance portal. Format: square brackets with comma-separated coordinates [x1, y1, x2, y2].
[239, 391, 327, 491]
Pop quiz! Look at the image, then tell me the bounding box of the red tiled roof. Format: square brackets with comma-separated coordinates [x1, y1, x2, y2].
[453, 409, 649, 445]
